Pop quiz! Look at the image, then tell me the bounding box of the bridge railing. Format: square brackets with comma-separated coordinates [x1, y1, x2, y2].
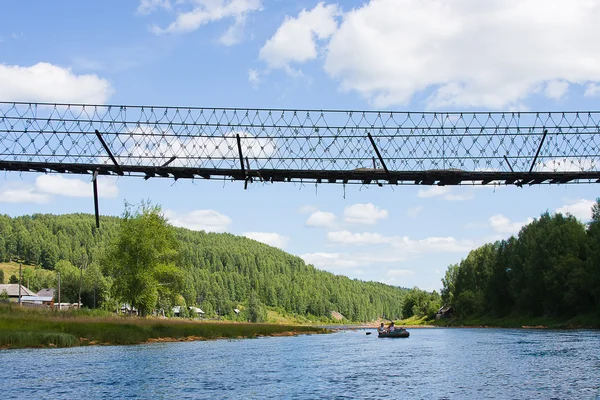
[1, 102, 599, 185]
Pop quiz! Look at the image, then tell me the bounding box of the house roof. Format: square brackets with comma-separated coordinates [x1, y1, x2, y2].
[21, 296, 54, 302]
[36, 288, 55, 297]
[0, 284, 36, 297]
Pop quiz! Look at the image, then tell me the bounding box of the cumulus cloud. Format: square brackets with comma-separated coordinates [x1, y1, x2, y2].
[0, 62, 113, 103]
[0, 175, 118, 204]
[555, 199, 595, 222]
[243, 232, 289, 249]
[535, 157, 598, 172]
[406, 206, 424, 218]
[300, 251, 404, 270]
[0, 184, 50, 204]
[259, 2, 340, 71]
[328, 230, 475, 253]
[147, 0, 261, 45]
[418, 186, 473, 201]
[300, 252, 361, 269]
[343, 203, 388, 225]
[137, 0, 171, 14]
[417, 186, 451, 198]
[306, 211, 336, 228]
[489, 214, 534, 235]
[327, 231, 387, 245]
[584, 83, 600, 97]
[35, 175, 118, 198]
[248, 68, 260, 88]
[164, 209, 232, 232]
[262, 0, 600, 109]
[103, 125, 278, 168]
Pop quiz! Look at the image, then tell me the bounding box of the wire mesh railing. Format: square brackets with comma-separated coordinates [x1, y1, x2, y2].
[1, 101, 600, 186]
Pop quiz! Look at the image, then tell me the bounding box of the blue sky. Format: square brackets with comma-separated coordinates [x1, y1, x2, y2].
[1, 0, 600, 291]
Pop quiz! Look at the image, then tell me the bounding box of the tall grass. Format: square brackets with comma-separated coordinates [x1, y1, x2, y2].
[0, 304, 329, 349]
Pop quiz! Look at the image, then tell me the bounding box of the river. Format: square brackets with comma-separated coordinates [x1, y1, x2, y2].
[2, 327, 599, 399]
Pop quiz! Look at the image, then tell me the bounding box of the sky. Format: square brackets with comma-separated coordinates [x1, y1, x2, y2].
[1, 0, 600, 292]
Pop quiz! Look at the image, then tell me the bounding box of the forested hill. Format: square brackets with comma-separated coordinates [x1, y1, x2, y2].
[441, 201, 600, 320]
[0, 213, 407, 321]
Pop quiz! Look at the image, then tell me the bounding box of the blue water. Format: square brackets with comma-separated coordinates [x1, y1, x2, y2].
[2, 328, 599, 399]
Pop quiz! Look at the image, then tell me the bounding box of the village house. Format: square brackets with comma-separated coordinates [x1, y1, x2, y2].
[435, 305, 455, 320]
[0, 284, 36, 302]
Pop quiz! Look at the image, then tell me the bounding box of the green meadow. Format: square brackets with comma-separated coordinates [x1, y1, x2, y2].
[0, 304, 330, 349]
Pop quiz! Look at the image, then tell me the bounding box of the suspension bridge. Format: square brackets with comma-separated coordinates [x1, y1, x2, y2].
[2, 101, 599, 189]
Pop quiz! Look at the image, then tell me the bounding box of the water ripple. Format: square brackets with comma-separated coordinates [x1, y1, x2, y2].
[1, 328, 599, 399]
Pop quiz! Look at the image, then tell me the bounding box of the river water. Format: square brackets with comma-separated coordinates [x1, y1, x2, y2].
[2, 328, 599, 399]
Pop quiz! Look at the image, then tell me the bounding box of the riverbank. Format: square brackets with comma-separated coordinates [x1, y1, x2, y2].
[399, 313, 600, 329]
[0, 304, 330, 349]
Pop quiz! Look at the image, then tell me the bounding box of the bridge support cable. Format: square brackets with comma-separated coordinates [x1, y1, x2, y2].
[235, 134, 248, 189]
[529, 129, 549, 174]
[367, 132, 391, 185]
[92, 170, 100, 229]
[94, 130, 124, 176]
[503, 155, 515, 173]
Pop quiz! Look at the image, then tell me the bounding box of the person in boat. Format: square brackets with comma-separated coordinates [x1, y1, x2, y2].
[387, 322, 395, 332]
[378, 323, 386, 333]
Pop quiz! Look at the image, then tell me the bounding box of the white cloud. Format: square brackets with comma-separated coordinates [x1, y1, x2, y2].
[0, 185, 50, 204]
[243, 232, 289, 249]
[219, 15, 248, 45]
[137, 0, 171, 14]
[35, 175, 118, 198]
[300, 251, 405, 270]
[263, 0, 600, 109]
[259, 2, 340, 71]
[149, 0, 261, 40]
[164, 209, 232, 232]
[0, 62, 113, 103]
[535, 157, 597, 172]
[328, 230, 475, 253]
[544, 80, 569, 100]
[104, 125, 278, 168]
[0, 175, 118, 204]
[343, 203, 388, 225]
[248, 68, 260, 88]
[418, 186, 451, 198]
[300, 252, 360, 269]
[306, 211, 336, 228]
[489, 214, 533, 235]
[555, 199, 595, 222]
[406, 205, 424, 218]
[328, 231, 387, 245]
[444, 192, 475, 201]
[584, 82, 600, 97]
[390, 236, 475, 253]
[418, 186, 473, 201]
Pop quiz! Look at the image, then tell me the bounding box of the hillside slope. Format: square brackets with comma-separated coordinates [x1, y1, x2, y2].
[0, 213, 406, 321]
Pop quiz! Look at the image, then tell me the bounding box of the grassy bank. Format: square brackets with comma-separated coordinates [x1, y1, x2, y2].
[396, 313, 600, 329]
[0, 304, 330, 349]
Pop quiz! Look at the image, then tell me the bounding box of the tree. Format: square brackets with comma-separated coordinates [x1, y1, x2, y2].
[104, 201, 182, 316]
[9, 274, 18, 284]
[0, 269, 4, 284]
[246, 291, 267, 322]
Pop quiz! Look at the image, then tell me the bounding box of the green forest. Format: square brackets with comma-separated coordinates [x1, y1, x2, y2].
[0, 202, 435, 322]
[441, 199, 600, 320]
